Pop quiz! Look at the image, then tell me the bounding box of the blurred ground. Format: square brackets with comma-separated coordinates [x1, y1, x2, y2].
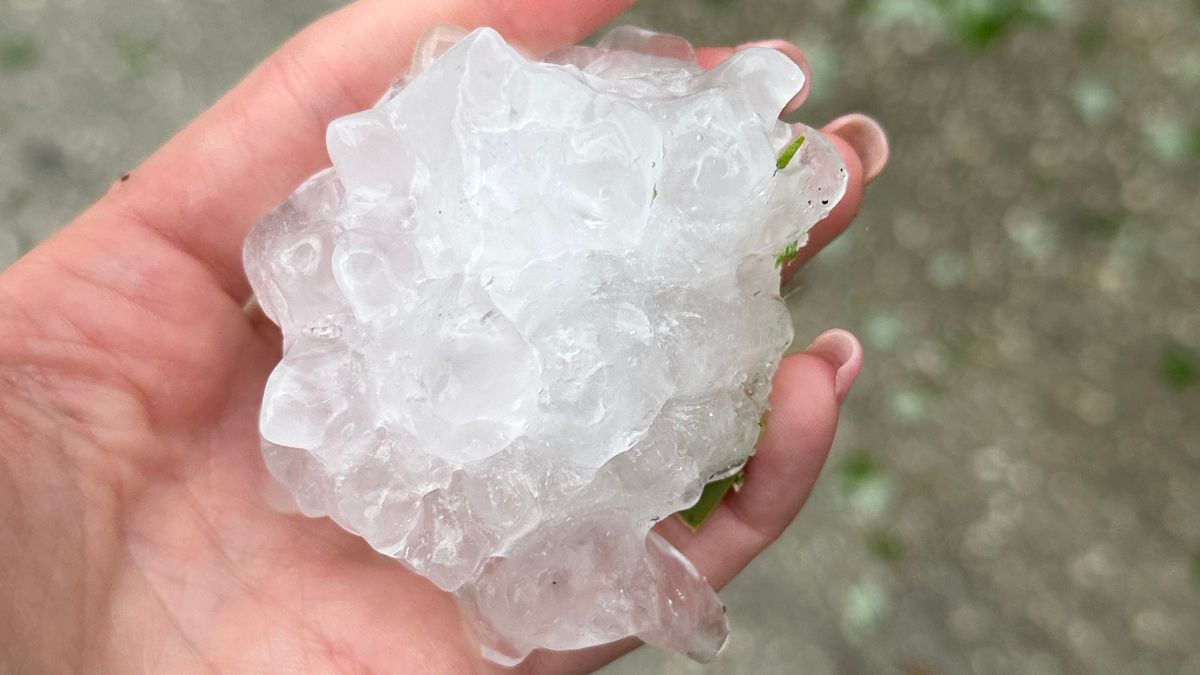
[2, 0, 1199, 673]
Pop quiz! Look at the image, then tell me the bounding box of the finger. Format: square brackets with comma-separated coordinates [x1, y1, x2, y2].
[695, 46, 735, 69]
[93, 0, 633, 301]
[782, 114, 889, 281]
[517, 636, 641, 675]
[824, 113, 890, 185]
[521, 331, 862, 675]
[654, 331, 862, 590]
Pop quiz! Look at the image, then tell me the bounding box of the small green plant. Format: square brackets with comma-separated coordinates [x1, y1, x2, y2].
[774, 240, 800, 268]
[768, 135, 808, 269]
[776, 135, 806, 171]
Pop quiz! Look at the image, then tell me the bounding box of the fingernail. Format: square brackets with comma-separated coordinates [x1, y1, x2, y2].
[824, 113, 889, 185]
[736, 39, 811, 113]
[804, 328, 863, 404]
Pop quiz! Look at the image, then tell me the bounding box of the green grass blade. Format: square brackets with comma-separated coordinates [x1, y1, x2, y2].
[677, 469, 745, 530]
[776, 134, 806, 171]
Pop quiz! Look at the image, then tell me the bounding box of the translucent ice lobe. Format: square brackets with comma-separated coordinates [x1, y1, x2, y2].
[596, 25, 697, 62]
[326, 112, 419, 194]
[455, 522, 727, 665]
[398, 276, 539, 463]
[244, 168, 345, 330]
[260, 347, 346, 450]
[409, 24, 470, 80]
[641, 533, 730, 661]
[245, 25, 848, 665]
[697, 47, 806, 124]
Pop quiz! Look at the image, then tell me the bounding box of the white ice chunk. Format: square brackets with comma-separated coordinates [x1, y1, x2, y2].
[244, 25, 847, 666]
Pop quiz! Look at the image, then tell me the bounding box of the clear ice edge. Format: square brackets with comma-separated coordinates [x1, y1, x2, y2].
[244, 24, 847, 665]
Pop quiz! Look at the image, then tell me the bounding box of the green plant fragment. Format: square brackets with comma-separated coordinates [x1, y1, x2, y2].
[774, 240, 799, 267]
[677, 469, 745, 530]
[776, 135, 806, 171]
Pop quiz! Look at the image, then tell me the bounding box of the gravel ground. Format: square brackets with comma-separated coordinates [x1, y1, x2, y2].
[2, 1, 1198, 674]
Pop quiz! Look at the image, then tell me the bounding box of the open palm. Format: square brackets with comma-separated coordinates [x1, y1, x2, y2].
[0, 1, 877, 672]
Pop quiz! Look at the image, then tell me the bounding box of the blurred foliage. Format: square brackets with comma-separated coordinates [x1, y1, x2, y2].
[0, 34, 38, 72]
[950, 0, 1050, 49]
[1145, 119, 1196, 165]
[891, 384, 936, 423]
[114, 34, 160, 75]
[1070, 209, 1124, 239]
[852, 0, 1052, 50]
[1071, 78, 1118, 127]
[1075, 21, 1109, 58]
[868, 530, 906, 561]
[1159, 344, 1199, 390]
[839, 451, 881, 494]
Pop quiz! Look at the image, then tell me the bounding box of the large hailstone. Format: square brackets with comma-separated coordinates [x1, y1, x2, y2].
[244, 25, 846, 664]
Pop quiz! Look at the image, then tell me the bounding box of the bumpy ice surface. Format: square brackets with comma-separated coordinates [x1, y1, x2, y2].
[244, 25, 846, 664]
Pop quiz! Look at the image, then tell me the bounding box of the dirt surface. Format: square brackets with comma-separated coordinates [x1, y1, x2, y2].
[2, 1, 1198, 673]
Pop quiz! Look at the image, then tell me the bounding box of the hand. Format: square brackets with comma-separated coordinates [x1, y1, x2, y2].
[0, 1, 886, 672]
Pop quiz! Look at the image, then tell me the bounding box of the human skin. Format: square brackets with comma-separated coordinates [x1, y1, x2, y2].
[0, 1, 884, 672]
